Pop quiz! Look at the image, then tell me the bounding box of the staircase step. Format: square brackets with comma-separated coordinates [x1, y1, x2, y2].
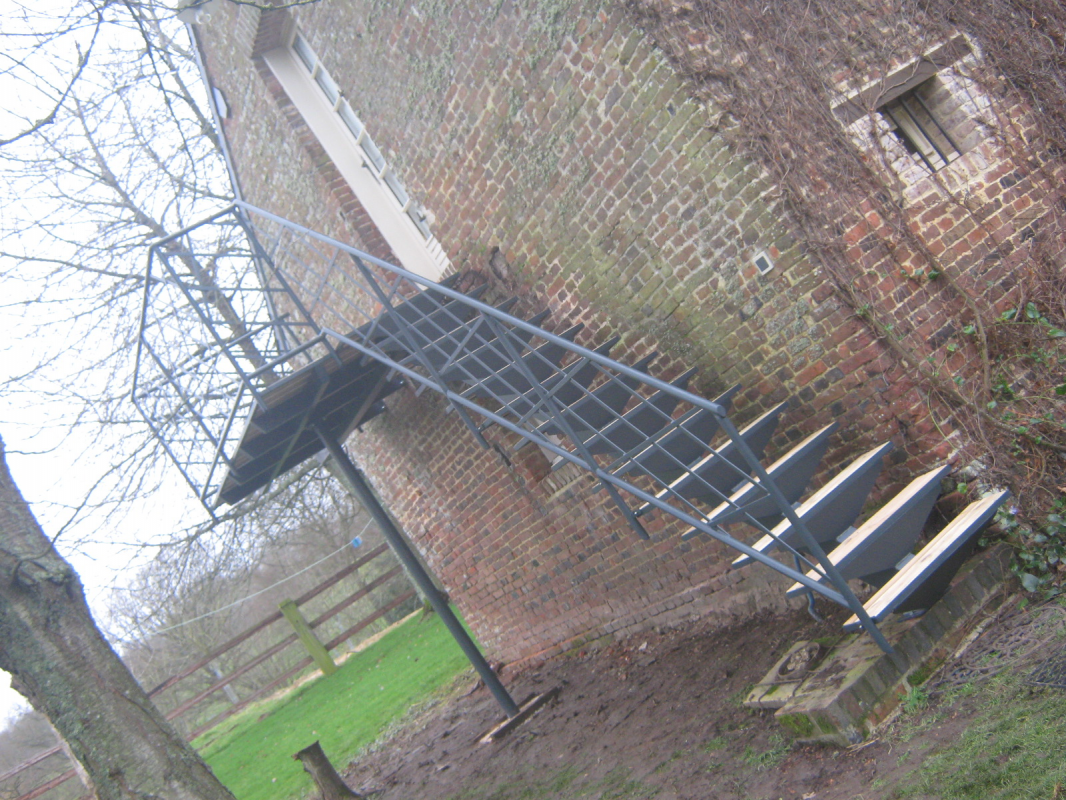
[843, 490, 1009, 630]
[576, 371, 716, 458]
[785, 464, 950, 597]
[535, 352, 657, 437]
[727, 441, 893, 566]
[368, 284, 488, 352]
[354, 272, 461, 334]
[497, 336, 622, 421]
[464, 324, 584, 400]
[553, 368, 703, 468]
[405, 297, 522, 372]
[703, 421, 839, 526]
[437, 310, 550, 382]
[635, 401, 789, 509]
[608, 395, 737, 484]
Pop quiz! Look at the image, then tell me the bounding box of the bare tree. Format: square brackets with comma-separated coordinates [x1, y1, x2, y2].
[0, 0, 231, 550]
[0, 434, 236, 800]
[0, 0, 105, 148]
[0, 1, 327, 792]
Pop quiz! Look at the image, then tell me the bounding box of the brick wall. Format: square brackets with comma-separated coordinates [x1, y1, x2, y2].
[192, 0, 1059, 665]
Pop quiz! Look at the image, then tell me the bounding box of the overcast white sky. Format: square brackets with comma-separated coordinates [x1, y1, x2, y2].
[0, 2, 217, 728]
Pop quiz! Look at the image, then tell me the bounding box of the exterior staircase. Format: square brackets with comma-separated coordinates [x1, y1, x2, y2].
[134, 202, 1009, 655]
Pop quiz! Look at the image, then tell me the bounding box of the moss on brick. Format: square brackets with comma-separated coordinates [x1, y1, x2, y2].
[778, 712, 816, 738]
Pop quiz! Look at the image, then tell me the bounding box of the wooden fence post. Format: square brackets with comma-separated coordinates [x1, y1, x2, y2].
[279, 600, 337, 676]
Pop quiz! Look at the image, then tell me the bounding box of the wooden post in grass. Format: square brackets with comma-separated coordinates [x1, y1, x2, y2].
[293, 741, 362, 799]
[279, 600, 337, 675]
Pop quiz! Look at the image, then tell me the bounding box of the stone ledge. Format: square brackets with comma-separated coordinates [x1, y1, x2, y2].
[772, 544, 1011, 746]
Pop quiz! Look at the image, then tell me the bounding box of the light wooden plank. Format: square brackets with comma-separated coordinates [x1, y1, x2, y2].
[729, 441, 892, 566]
[844, 490, 1008, 626]
[785, 464, 949, 593]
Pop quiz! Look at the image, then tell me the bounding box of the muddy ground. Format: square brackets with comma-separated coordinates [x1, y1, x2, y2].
[343, 602, 1002, 800]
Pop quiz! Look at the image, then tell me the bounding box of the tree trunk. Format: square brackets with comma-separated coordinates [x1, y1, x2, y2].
[0, 436, 236, 800]
[293, 741, 362, 800]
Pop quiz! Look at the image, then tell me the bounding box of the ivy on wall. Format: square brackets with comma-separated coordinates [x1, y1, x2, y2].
[627, 0, 1066, 521]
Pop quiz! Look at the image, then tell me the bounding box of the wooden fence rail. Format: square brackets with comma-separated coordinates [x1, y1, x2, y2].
[4, 544, 413, 800]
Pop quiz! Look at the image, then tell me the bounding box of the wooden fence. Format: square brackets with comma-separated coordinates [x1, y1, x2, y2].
[1, 543, 415, 800]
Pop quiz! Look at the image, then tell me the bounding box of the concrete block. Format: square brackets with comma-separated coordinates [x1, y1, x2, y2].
[773, 548, 1007, 746]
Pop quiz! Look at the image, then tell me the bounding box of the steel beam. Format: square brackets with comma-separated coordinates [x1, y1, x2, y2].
[312, 422, 521, 718]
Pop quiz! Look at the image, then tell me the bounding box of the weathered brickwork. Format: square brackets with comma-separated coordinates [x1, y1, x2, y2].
[192, 1, 1057, 665]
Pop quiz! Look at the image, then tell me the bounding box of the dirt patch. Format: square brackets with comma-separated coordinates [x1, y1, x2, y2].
[342, 607, 994, 800]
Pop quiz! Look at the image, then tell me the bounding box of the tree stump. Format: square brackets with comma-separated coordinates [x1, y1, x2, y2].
[293, 741, 363, 800]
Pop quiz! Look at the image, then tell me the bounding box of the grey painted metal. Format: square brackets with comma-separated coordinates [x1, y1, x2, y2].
[575, 371, 712, 459]
[227, 205, 728, 414]
[727, 441, 895, 567]
[492, 336, 623, 431]
[436, 310, 551, 382]
[314, 425, 521, 718]
[536, 352, 657, 438]
[321, 324, 858, 604]
[480, 316, 651, 540]
[409, 296, 521, 373]
[707, 421, 839, 526]
[464, 325, 583, 401]
[635, 401, 788, 514]
[133, 202, 897, 652]
[841, 490, 1009, 629]
[785, 465, 951, 596]
[714, 416, 894, 654]
[348, 254, 492, 450]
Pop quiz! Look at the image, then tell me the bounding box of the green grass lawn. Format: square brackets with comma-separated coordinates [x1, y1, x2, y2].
[195, 613, 470, 800]
[896, 672, 1066, 799]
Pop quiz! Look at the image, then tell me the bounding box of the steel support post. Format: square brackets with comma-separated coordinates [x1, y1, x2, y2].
[312, 422, 521, 718]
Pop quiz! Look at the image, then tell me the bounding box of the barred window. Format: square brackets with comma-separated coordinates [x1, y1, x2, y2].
[878, 79, 962, 172]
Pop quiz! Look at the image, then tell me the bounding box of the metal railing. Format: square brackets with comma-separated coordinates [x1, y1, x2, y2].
[133, 201, 891, 651]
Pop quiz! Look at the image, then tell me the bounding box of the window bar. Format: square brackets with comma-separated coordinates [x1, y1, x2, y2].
[908, 91, 962, 160]
[897, 95, 951, 169]
[881, 104, 938, 173]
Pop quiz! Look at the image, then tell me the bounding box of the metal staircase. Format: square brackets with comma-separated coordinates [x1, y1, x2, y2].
[134, 202, 1009, 657]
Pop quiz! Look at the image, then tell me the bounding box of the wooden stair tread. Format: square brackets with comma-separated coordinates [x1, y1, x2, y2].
[729, 441, 892, 566]
[786, 464, 949, 593]
[843, 490, 1009, 627]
